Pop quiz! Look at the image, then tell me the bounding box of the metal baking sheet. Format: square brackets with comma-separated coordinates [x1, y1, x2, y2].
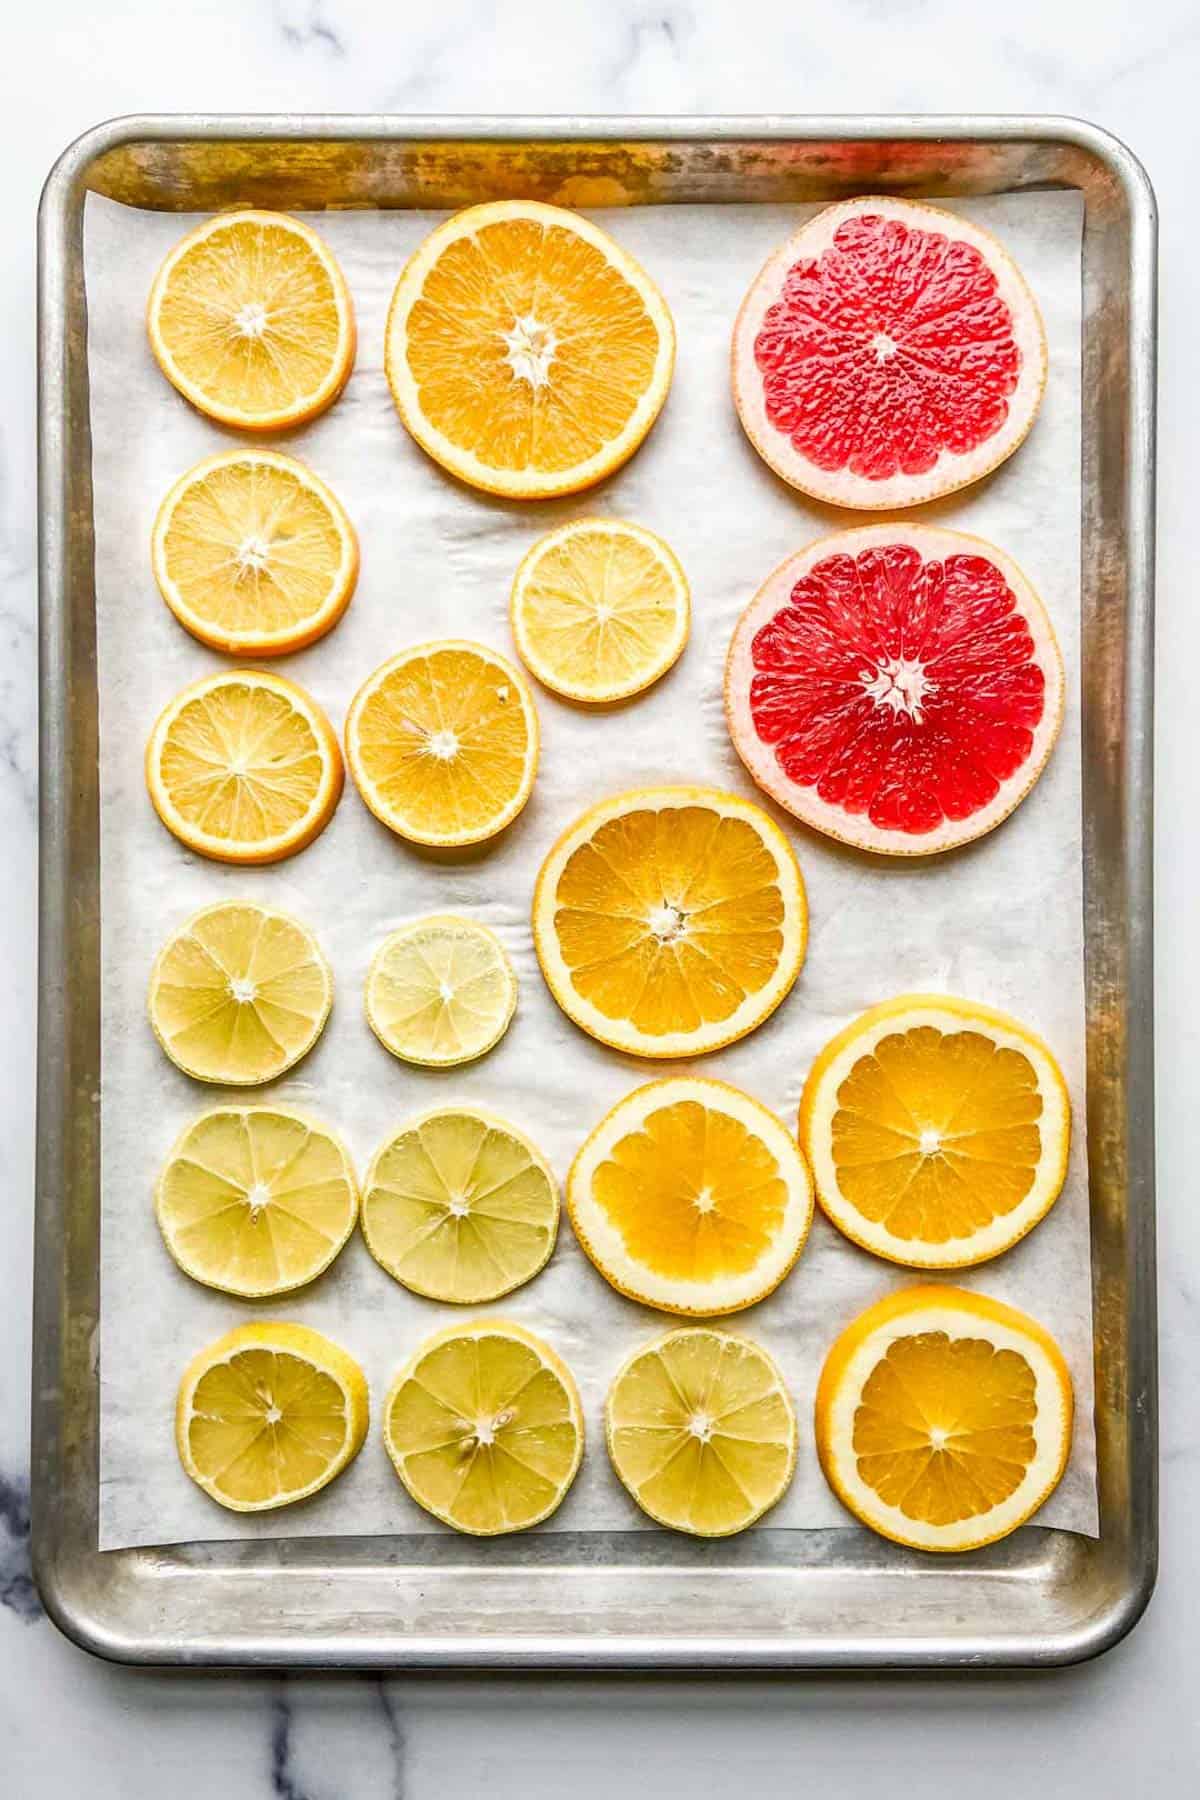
[34, 115, 1157, 1669]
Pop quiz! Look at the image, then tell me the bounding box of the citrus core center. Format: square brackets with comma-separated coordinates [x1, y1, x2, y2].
[502, 313, 558, 388]
[649, 902, 687, 943]
[919, 1127, 942, 1155]
[229, 977, 257, 1004]
[688, 1412, 714, 1443]
[235, 301, 269, 339]
[236, 535, 272, 573]
[860, 654, 937, 725]
[427, 729, 460, 761]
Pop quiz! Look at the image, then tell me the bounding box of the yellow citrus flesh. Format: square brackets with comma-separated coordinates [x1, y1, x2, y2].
[385, 200, 675, 498]
[156, 1106, 358, 1297]
[176, 1321, 368, 1512]
[532, 785, 807, 1058]
[147, 211, 355, 430]
[146, 669, 343, 865]
[149, 901, 333, 1085]
[362, 1107, 558, 1303]
[510, 518, 690, 703]
[345, 642, 538, 847]
[606, 1327, 797, 1536]
[152, 450, 358, 656]
[568, 1078, 813, 1315]
[815, 1285, 1073, 1551]
[800, 995, 1071, 1268]
[365, 916, 516, 1067]
[384, 1320, 583, 1535]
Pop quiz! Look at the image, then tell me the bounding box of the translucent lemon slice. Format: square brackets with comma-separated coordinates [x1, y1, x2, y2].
[365, 916, 516, 1067]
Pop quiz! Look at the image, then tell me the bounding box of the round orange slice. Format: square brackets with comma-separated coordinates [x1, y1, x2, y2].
[147, 210, 355, 429]
[385, 200, 675, 498]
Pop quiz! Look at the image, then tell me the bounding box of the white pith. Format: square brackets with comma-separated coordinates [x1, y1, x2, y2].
[726, 522, 1065, 856]
[731, 196, 1048, 510]
[501, 312, 558, 388]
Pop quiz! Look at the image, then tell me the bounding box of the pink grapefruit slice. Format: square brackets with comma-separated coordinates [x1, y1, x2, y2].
[732, 197, 1047, 510]
[725, 524, 1064, 856]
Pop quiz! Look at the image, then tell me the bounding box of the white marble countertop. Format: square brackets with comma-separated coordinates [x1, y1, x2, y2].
[3, 2, 1197, 1793]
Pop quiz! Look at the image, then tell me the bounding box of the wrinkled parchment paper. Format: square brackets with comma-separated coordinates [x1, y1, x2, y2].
[84, 189, 1094, 1550]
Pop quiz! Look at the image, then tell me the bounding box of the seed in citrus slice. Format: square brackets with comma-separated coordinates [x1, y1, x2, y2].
[606, 1327, 797, 1536]
[147, 210, 355, 430]
[510, 518, 690, 703]
[156, 1105, 358, 1297]
[149, 900, 332, 1085]
[146, 668, 344, 865]
[362, 1107, 557, 1303]
[345, 641, 538, 847]
[569, 1078, 813, 1315]
[152, 450, 359, 657]
[365, 916, 516, 1067]
[732, 196, 1047, 509]
[725, 523, 1064, 855]
[532, 785, 807, 1059]
[815, 1285, 1073, 1551]
[384, 1320, 584, 1535]
[176, 1320, 368, 1513]
[800, 994, 1071, 1269]
[385, 200, 675, 498]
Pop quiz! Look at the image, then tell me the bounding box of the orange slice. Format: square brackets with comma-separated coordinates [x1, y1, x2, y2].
[385, 200, 675, 498]
[147, 211, 355, 429]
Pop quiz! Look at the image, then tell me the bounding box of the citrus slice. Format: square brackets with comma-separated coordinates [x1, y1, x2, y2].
[156, 1106, 358, 1297]
[732, 196, 1046, 509]
[365, 916, 516, 1067]
[362, 1107, 557, 1303]
[568, 1078, 813, 1314]
[725, 524, 1064, 855]
[384, 1320, 584, 1535]
[146, 668, 344, 864]
[176, 1321, 368, 1513]
[149, 901, 332, 1085]
[385, 200, 675, 498]
[606, 1327, 797, 1536]
[510, 518, 690, 703]
[147, 210, 355, 430]
[815, 1285, 1073, 1551]
[532, 785, 807, 1058]
[345, 642, 538, 847]
[151, 450, 359, 656]
[800, 995, 1071, 1269]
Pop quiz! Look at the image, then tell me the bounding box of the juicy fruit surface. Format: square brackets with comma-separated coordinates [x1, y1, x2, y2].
[149, 902, 332, 1084]
[534, 789, 806, 1056]
[346, 643, 537, 845]
[156, 1107, 357, 1296]
[149, 213, 352, 427]
[606, 1328, 796, 1535]
[385, 1322, 583, 1534]
[153, 452, 357, 654]
[177, 1321, 368, 1511]
[511, 519, 689, 702]
[366, 917, 516, 1066]
[755, 211, 1021, 481]
[363, 1109, 558, 1302]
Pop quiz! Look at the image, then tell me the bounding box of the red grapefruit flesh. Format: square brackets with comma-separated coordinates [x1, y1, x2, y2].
[732, 197, 1047, 510]
[725, 525, 1064, 856]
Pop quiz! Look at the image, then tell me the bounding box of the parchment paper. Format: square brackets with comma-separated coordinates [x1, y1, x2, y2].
[84, 189, 1094, 1550]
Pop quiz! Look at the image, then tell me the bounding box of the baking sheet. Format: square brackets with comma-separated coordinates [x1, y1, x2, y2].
[84, 188, 1094, 1551]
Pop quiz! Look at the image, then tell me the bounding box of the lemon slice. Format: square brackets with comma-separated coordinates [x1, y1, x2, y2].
[384, 1320, 583, 1534]
[156, 1106, 357, 1297]
[800, 995, 1071, 1268]
[510, 519, 690, 703]
[568, 1077, 813, 1315]
[176, 1321, 368, 1512]
[149, 901, 332, 1085]
[345, 641, 539, 846]
[815, 1285, 1074, 1551]
[532, 785, 807, 1058]
[362, 1107, 558, 1303]
[386, 200, 674, 498]
[152, 450, 358, 657]
[365, 916, 516, 1067]
[146, 668, 343, 865]
[606, 1327, 797, 1536]
[147, 210, 355, 430]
